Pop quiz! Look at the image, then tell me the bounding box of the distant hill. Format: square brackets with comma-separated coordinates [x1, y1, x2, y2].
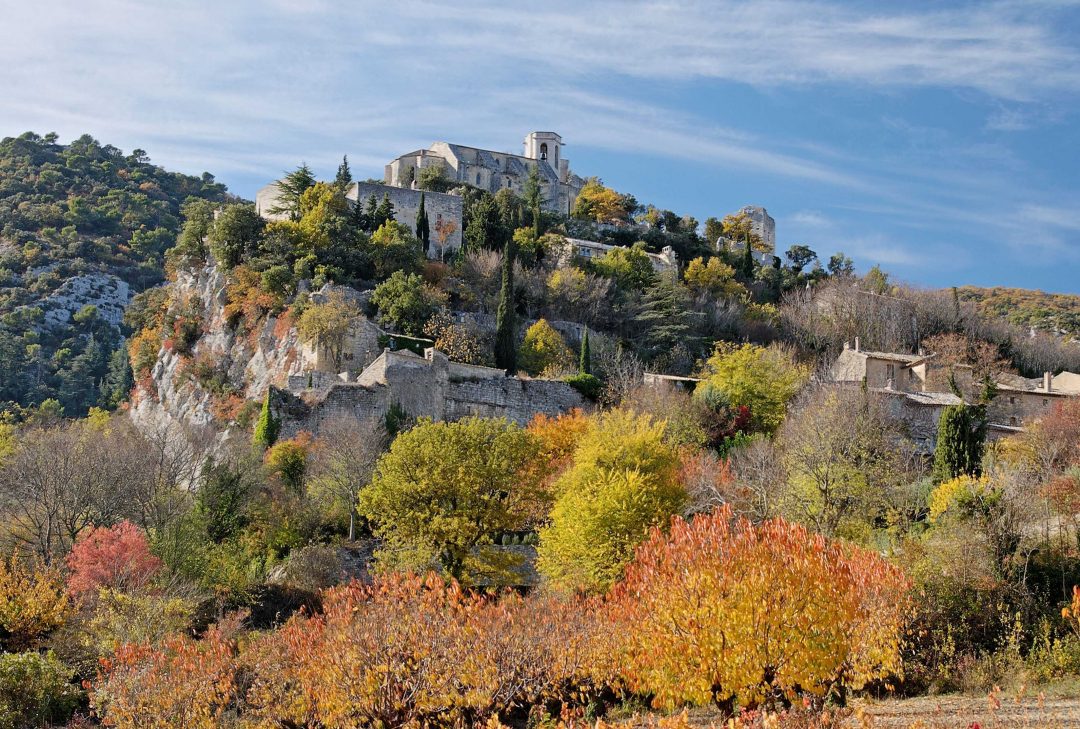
[956, 286, 1080, 338]
[0, 132, 229, 417]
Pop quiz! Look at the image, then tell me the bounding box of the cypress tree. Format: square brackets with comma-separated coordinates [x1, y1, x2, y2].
[416, 193, 431, 255]
[741, 232, 754, 278]
[494, 238, 517, 373]
[932, 403, 987, 483]
[363, 194, 378, 231]
[253, 390, 280, 450]
[579, 328, 591, 375]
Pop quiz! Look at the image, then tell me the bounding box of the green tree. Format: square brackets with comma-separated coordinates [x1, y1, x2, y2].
[415, 193, 431, 255]
[417, 165, 452, 193]
[828, 252, 855, 277]
[172, 198, 218, 260]
[207, 204, 265, 268]
[268, 164, 317, 220]
[494, 239, 517, 373]
[696, 343, 809, 434]
[636, 269, 701, 361]
[537, 410, 686, 593]
[334, 155, 352, 192]
[932, 403, 988, 483]
[703, 216, 724, 245]
[590, 244, 656, 291]
[579, 328, 591, 375]
[253, 390, 280, 450]
[784, 244, 818, 274]
[375, 194, 395, 228]
[196, 462, 251, 543]
[523, 164, 543, 237]
[370, 271, 446, 336]
[359, 417, 542, 582]
[369, 220, 423, 279]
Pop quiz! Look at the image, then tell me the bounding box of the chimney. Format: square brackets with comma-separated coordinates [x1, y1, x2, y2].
[1044, 372, 1052, 392]
[853, 337, 861, 352]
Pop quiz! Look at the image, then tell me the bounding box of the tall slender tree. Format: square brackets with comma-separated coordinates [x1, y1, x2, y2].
[494, 239, 517, 373]
[523, 165, 543, 237]
[416, 193, 431, 255]
[579, 328, 592, 375]
[334, 155, 353, 192]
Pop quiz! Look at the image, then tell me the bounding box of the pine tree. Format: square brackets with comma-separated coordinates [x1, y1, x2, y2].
[334, 154, 352, 192]
[932, 403, 987, 483]
[253, 390, 280, 450]
[636, 269, 702, 362]
[579, 328, 592, 375]
[375, 193, 395, 228]
[494, 238, 517, 373]
[362, 194, 378, 232]
[268, 164, 316, 220]
[416, 193, 431, 255]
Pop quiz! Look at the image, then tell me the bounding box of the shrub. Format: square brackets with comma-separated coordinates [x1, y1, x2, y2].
[610, 508, 911, 711]
[65, 521, 162, 596]
[696, 343, 808, 434]
[0, 555, 70, 651]
[565, 373, 602, 401]
[370, 270, 446, 336]
[0, 651, 80, 729]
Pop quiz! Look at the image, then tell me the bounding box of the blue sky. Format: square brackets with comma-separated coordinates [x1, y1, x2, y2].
[3, 0, 1080, 292]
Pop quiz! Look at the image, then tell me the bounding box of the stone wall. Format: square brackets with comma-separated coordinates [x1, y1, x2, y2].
[347, 182, 462, 259]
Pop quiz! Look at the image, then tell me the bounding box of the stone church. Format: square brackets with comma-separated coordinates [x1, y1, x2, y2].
[385, 131, 586, 215]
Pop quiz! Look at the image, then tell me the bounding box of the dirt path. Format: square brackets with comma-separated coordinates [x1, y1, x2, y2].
[853, 695, 1080, 728]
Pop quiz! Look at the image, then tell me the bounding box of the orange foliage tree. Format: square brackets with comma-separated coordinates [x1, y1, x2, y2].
[90, 622, 240, 728]
[65, 520, 162, 596]
[609, 508, 911, 711]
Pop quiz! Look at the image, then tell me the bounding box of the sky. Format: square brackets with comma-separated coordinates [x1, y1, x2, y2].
[3, 0, 1080, 292]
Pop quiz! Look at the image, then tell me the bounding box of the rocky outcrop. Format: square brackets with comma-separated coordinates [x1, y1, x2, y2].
[130, 263, 306, 447]
[41, 273, 131, 329]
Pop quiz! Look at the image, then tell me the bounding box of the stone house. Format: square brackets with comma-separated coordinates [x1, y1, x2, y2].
[830, 338, 930, 392]
[558, 237, 679, 273]
[385, 131, 585, 215]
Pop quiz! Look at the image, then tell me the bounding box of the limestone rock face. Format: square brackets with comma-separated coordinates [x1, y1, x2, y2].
[42, 273, 131, 329]
[130, 263, 307, 449]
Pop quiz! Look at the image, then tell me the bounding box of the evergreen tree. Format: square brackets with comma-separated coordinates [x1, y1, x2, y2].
[100, 347, 133, 409]
[740, 232, 755, 278]
[579, 328, 592, 375]
[523, 165, 543, 237]
[268, 163, 316, 220]
[416, 193, 431, 255]
[334, 154, 353, 192]
[375, 193, 396, 229]
[253, 390, 280, 450]
[932, 403, 988, 483]
[636, 269, 703, 363]
[363, 194, 378, 231]
[494, 238, 517, 373]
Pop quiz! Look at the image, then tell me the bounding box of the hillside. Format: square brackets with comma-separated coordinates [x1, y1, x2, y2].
[0, 132, 229, 417]
[957, 285, 1080, 338]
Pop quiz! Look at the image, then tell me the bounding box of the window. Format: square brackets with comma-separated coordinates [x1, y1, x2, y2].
[475, 172, 481, 185]
[1009, 396, 1017, 404]
[886, 364, 895, 381]
[1010, 416, 1018, 426]
[1044, 398, 1050, 405]
[540, 142, 548, 160]
[436, 213, 443, 226]
[505, 177, 511, 188]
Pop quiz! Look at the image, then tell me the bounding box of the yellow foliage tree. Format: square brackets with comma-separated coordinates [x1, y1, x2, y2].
[683, 256, 745, 299]
[696, 343, 809, 434]
[0, 555, 70, 651]
[519, 319, 575, 376]
[537, 410, 686, 593]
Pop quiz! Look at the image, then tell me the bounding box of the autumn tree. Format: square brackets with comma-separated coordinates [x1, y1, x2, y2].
[0, 555, 69, 651]
[537, 410, 685, 593]
[66, 520, 162, 596]
[611, 508, 911, 711]
[572, 178, 635, 224]
[684, 256, 744, 299]
[696, 343, 809, 434]
[422, 311, 485, 365]
[359, 417, 542, 583]
[296, 291, 361, 372]
[519, 319, 574, 376]
[590, 244, 656, 291]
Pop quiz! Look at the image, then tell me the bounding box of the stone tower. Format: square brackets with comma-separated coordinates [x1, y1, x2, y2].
[523, 131, 565, 178]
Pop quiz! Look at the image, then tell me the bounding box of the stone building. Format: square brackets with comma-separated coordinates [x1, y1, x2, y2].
[385, 131, 585, 214]
[735, 205, 776, 252]
[558, 237, 679, 273]
[830, 338, 1080, 445]
[346, 182, 463, 259]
